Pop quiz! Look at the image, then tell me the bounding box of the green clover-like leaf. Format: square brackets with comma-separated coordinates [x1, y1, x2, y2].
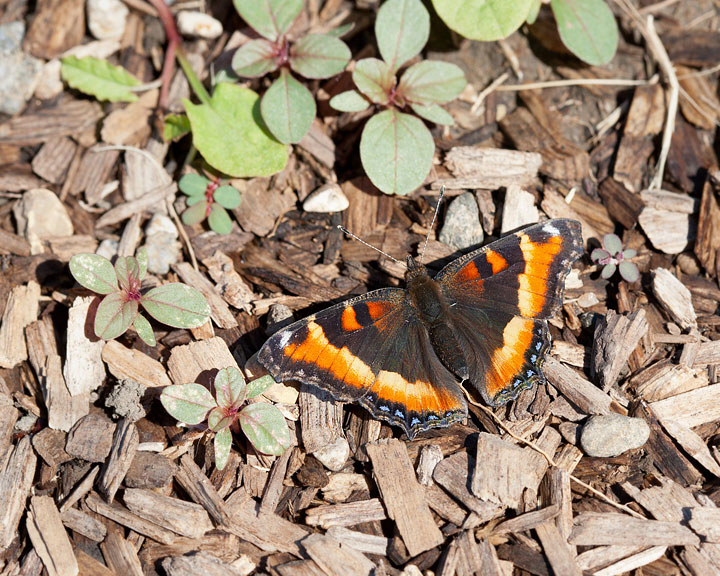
[601, 263, 617, 279]
[184, 83, 288, 177]
[376, 0, 430, 71]
[213, 185, 241, 209]
[622, 248, 637, 259]
[551, 0, 618, 66]
[591, 248, 610, 262]
[526, 0, 542, 23]
[289, 34, 351, 79]
[410, 103, 455, 125]
[603, 233, 623, 255]
[61, 55, 141, 102]
[69, 253, 119, 295]
[246, 374, 276, 399]
[179, 173, 209, 197]
[160, 383, 216, 425]
[182, 201, 209, 226]
[232, 38, 279, 78]
[398, 60, 467, 105]
[261, 69, 316, 144]
[329, 90, 370, 112]
[432, 0, 533, 41]
[233, 0, 302, 41]
[133, 313, 156, 346]
[360, 109, 435, 195]
[214, 426, 232, 470]
[140, 283, 210, 329]
[214, 366, 247, 410]
[618, 261, 639, 283]
[208, 204, 233, 235]
[208, 406, 234, 431]
[95, 292, 138, 340]
[239, 402, 290, 456]
[353, 58, 394, 105]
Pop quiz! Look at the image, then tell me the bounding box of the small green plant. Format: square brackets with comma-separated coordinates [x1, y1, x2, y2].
[329, 0, 466, 195]
[231, 0, 352, 144]
[431, 0, 619, 67]
[591, 233, 639, 282]
[160, 367, 290, 469]
[69, 247, 210, 346]
[179, 173, 241, 235]
[61, 56, 143, 102]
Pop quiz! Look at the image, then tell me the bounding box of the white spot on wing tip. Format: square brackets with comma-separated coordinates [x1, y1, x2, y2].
[543, 222, 560, 236]
[277, 330, 292, 348]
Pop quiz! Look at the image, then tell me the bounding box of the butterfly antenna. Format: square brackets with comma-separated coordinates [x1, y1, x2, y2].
[337, 226, 403, 265]
[419, 186, 445, 264]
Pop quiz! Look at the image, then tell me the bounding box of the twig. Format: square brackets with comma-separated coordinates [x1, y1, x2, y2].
[496, 78, 649, 91]
[166, 198, 199, 271]
[471, 72, 509, 114]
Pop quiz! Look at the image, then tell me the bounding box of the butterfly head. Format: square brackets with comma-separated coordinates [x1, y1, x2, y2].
[405, 256, 429, 283]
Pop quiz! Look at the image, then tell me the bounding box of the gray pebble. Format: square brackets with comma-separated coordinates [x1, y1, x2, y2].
[438, 192, 484, 250]
[0, 22, 42, 115]
[266, 304, 294, 335]
[144, 214, 180, 275]
[580, 413, 650, 458]
[105, 378, 147, 422]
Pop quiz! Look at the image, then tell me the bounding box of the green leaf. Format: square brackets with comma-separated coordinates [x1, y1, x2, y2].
[376, 0, 430, 71]
[214, 366, 246, 410]
[160, 383, 216, 425]
[140, 283, 210, 328]
[410, 103, 455, 125]
[601, 262, 616, 279]
[69, 253, 119, 295]
[133, 313, 155, 346]
[185, 84, 288, 177]
[239, 403, 291, 455]
[289, 34, 351, 79]
[114, 256, 140, 293]
[208, 204, 233, 235]
[526, 0, 542, 23]
[398, 60, 467, 104]
[233, 0, 302, 41]
[213, 185, 241, 209]
[214, 427, 232, 470]
[329, 90, 370, 112]
[246, 374, 276, 399]
[353, 58, 394, 105]
[622, 248, 637, 259]
[431, 0, 533, 41]
[182, 201, 209, 226]
[232, 38, 279, 77]
[136, 247, 148, 281]
[260, 70, 316, 144]
[60, 55, 141, 102]
[325, 23, 354, 38]
[551, 0, 618, 65]
[208, 406, 234, 431]
[95, 292, 138, 340]
[360, 109, 435, 195]
[618, 261, 639, 283]
[179, 173, 209, 197]
[164, 114, 191, 142]
[603, 233, 623, 255]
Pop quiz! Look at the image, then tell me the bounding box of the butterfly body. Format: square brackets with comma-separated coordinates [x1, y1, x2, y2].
[257, 219, 583, 438]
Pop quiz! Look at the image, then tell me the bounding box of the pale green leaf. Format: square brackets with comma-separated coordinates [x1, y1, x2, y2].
[95, 293, 138, 340]
[603, 233, 623, 255]
[619, 261, 639, 283]
[214, 366, 246, 410]
[260, 69, 316, 144]
[232, 38, 279, 77]
[61, 55, 141, 102]
[360, 109, 435, 195]
[136, 246, 148, 281]
[551, 0, 618, 65]
[179, 173, 209, 197]
[160, 383, 216, 425]
[410, 103, 455, 125]
[184, 83, 288, 177]
[133, 313, 156, 346]
[233, 0, 302, 41]
[212, 185, 241, 209]
[289, 34, 351, 79]
[239, 403, 291, 455]
[352, 58, 394, 105]
[140, 283, 210, 328]
[164, 114, 191, 142]
[69, 253, 118, 295]
[246, 374, 276, 399]
[329, 90, 370, 112]
[114, 256, 140, 293]
[208, 406, 234, 431]
[431, 0, 533, 41]
[214, 427, 232, 470]
[208, 204, 233, 235]
[376, 0, 430, 71]
[182, 201, 209, 226]
[398, 60, 467, 104]
[526, 0, 542, 23]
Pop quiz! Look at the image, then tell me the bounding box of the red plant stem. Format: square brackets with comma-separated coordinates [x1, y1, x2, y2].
[145, 0, 182, 111]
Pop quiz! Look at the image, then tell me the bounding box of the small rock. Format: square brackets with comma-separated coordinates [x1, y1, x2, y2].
[177, 11, 223, 39]
[124, 451, 175, 489]
[500, 184, 538, 234]
[13, 188, 74, 254]
[558, 421, 582, 445]
[438, 192, 484, 250]
[144, 214, 180, 275]
[580, 413, 650, 457]
[303, 184, 350, 213]
[266, 304, 294, 334]
[96, 239, 119, 260]
[313, 436, 350, 472]
[0, 22, 43, 115]
[14, 413, 38, 434]
[87, 0, 128, 41]
[105, 378, 147, 422]
[66, 413, 115, 462]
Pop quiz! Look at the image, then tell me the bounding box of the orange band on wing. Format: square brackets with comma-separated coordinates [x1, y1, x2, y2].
[284, 321, 375, 390]
[366, 301, 393, 320]
[485, 250, 508, 275]
[370, 370, 462, 414]
[517, 234, 563, 317]
[456, 260, 482, 284]
[341, 307, 363, 332]
[485, 316, 534, 398]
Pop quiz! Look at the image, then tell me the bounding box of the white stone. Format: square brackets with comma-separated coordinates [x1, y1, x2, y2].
[313, 437, 350, 472]
[144, 215, 180, 275]
[177, 11, 223, 39]
[87, 0, 128, 41]
[0, 22, 42, 115]
[303, 183, 349, 213]
[145, 213, 178, 239]
[580, 414, 650, 457]
[13, 189, 74, 254]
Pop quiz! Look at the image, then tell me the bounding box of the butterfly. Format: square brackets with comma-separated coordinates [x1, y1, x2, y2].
[257, 219, 583, 439]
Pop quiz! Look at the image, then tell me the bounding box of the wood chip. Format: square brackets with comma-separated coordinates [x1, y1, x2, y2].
[167, 337, 238, 387]
[0, 437, 37, 548]
[60, 507, 107, 542]
[100, 531, 144, 576]
[123, 487, 214, 539]
[437, 146, 542, 190]
[43, 353, 89, 431]
[99, 418, 139, 501]
[31, 136, 77, 184]
[63, 296, 105, 396]
[536, 521, 581, 576]
[365, 438, 443, 556]
[26, 495, 78, 576]
[300, 384, 344, 454]
[302, 533, 376, 576]
[175, 454, 230, 526]
[0, 281, 40, 368]
[326, 526, 389, 556]
[569, 512, 699, 547]
[593, 546, 667, 576]
[72, 146, 120, 205]
[695, 179, 720, 275]
[590, 309, 648, 391]
[95, 183, 175, 228]
[173, 262, 238, 329]
[305, 498, 387, 529]
[65, 413, 115, 462]
[688, 508, 720, 543]
[639, 190, 697, 254]
[24, 0, 84, 58]
[543, 356, 612, 415]
[102, 340, 172, 389]
[630, 360, 708, 402]
[202, 251, 255, 313]
[655, 417, 720, 479]
[500, 184, 539, 234]
[597, 178, 646, 229]
[650, 384, 720, 428]
[162, 550, 255, 576]
[651, 268, 697, 330]
[76, 547, 115, 576]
